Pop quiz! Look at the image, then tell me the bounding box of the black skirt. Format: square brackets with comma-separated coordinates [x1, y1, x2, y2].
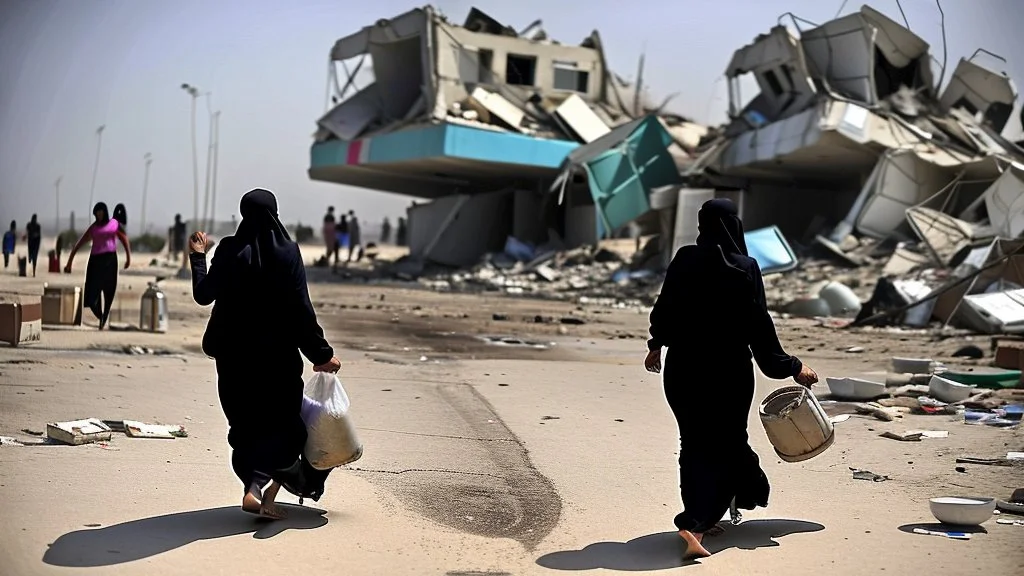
[84, 252, 118, 308]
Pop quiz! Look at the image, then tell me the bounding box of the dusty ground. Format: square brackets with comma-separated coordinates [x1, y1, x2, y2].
[1, 252, 1022, 576]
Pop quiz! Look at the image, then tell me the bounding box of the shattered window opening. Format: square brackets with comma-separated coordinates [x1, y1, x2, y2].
[780, 66, 796, 92]
[457, 47, 493, 85]
[763, 69, 785, 97]
[872, 46, 924, 101]
[478, 49, 494, 84]
[506, 54, 537, 86]
[553, 61, 589, 93]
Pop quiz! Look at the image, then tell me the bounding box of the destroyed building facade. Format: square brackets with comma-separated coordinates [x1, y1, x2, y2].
[309, 5, 705, 267]
[685, 4, 1024, 335]
[693, 5, 1022, 244]
[308, 4, 1024, 336]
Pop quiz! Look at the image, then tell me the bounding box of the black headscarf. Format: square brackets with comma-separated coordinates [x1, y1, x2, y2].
[113, 204, 127, 228]
[234, 188, 292, 269]
[93, 202, 110, 225]
[695, 198, 748, 274]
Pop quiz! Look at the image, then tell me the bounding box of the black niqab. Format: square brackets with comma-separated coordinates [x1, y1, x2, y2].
[235, 188, 292, 269]
[695, 198, 748, 274]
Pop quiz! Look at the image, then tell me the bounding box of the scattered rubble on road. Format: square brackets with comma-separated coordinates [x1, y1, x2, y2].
[819, 353, 1023, 428]
[0, 418, 190, 447]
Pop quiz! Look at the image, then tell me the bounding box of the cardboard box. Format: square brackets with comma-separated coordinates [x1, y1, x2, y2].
[995, 339, 1024, 370]
[41, 285, 83, 326]
[0, 299, 42, 347]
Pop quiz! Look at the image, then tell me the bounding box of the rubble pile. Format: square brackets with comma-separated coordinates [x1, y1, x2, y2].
[391, 241, 662, 308]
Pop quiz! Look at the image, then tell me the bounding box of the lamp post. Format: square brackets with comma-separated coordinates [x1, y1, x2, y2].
[86, 125, 105, 215]
[201, 93, 215, 233]
[207, 111, 221, 233]
[140, 153, 152, 236]
[180, 84, 201, 235]
[55, 176, 62, 233]
[179, 83, 201, 277]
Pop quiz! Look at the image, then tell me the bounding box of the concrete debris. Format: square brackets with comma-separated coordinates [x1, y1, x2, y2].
[46, 418, 112, 446]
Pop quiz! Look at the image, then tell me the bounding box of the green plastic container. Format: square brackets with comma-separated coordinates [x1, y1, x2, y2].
[941, 369, 1022, 390]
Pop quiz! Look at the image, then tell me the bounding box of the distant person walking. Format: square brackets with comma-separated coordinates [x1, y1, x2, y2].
[333, 214, 350, 271]
[322, 206, 338, 264]
[64, 202, 132, 330]
[396, 217, 407, 247]
[188, 188, 341, 519]
[2, 221, 15, 269]
[347, 210, 362, 262]
[24, 215, 42, 276]
[380, 217, 392, 244]
[170, 214, 187, 261]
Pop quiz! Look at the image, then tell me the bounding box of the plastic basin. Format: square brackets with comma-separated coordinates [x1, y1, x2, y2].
[929, 496, 996, 526]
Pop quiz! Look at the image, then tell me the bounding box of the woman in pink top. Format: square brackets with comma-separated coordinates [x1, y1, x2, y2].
[65, 202, 132, 329]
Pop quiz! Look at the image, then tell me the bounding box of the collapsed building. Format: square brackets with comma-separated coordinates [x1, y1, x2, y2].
[691, 6, 1022, 245]
[309, 5, 706, 267]
[682, 5, 1024, 336]
[308, 3, 1024, 337]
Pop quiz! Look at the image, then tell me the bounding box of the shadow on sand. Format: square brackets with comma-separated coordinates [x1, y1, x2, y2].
[536, 519, 824, 571]
[897, 522, 988, 536]
[43, 505, 328, 568]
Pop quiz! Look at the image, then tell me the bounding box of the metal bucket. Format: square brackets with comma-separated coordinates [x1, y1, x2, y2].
[759, 385, 834, 463]
[139, 282, 168, 333]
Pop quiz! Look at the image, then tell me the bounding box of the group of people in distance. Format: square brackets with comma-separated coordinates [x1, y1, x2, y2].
[321, 206, 362, 267]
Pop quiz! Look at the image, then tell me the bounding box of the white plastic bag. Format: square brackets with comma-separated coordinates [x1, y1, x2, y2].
[302, 371, 363, 470]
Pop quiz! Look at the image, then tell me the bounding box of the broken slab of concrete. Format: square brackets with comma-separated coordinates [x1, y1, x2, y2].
[46, 419, 112, 446]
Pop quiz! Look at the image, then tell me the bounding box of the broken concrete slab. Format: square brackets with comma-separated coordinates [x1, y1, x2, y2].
[46, 419, 112, 446]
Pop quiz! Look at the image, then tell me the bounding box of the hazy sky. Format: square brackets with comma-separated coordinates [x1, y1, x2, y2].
[1, 0, 1022, 234]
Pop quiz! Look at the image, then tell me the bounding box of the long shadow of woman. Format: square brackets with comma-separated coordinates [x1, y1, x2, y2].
[43, 504, 328, 568]
[536, 519, 824, 571]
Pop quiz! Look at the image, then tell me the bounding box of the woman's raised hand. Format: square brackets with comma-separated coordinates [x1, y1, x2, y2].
[189, 232, 209, 254]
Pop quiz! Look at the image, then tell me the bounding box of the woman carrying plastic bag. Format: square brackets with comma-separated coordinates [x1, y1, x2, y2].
[301, 372, 363, 472]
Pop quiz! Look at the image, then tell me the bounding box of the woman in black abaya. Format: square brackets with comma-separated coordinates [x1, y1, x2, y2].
[644, 198, 818, 558]
[189, 188, 341, 519]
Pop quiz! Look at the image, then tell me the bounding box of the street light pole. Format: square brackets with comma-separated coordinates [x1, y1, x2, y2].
[140, 153, 152, 236]
[55, 176, 62, 233]
[180, 83, 201, 277]
[181, 84, 200, 236]
[87, 125, 105, 215]
[201, 93, 215, 233]
[208, 111, 221, 233]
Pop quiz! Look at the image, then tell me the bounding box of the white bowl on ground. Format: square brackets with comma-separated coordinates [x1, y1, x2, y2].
[928, 375, 978, 403]
[929, 497, 996, 526]
[826, 377, 886, 400]
[892, 357, 935, 374]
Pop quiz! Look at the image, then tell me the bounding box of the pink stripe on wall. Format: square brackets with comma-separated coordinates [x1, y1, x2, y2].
[345, 140, 363, 165]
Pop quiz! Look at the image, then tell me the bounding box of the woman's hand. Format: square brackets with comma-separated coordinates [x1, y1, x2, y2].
[189, 232, 209, 254]
[63, 262, 72, 274]
[794, 364, 818, 388]
[124, 256, 131, 270]
[644, 349, 662, 374]
[314, 357, 342, 373]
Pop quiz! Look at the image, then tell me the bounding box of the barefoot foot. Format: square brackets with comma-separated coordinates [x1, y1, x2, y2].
[259, 481, 288, 520]
[679, 530, 711, 559]
[241, 482, 263, 515]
